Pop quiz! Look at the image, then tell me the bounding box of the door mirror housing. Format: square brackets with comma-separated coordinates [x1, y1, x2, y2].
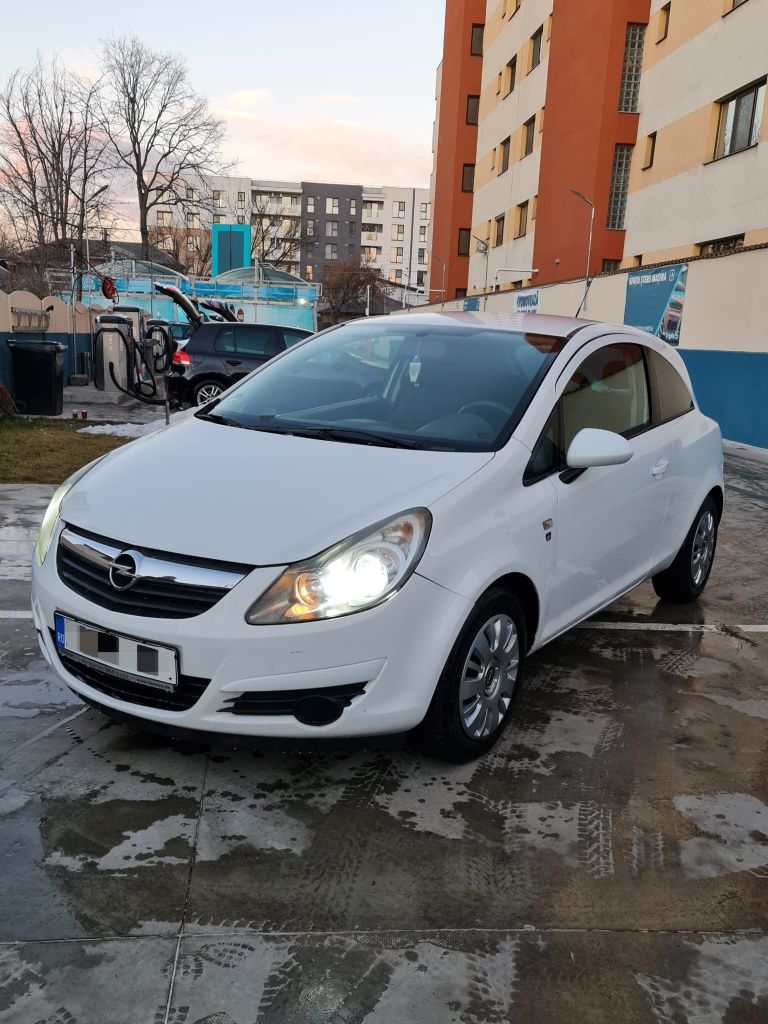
[566, 428, 634, 469]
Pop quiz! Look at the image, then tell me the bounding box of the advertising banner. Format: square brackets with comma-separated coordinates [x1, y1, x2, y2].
[514, 289, 540, 314]
[624, 263, 688, 345]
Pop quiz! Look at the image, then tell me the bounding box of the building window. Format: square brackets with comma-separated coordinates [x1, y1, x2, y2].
[305, 265, 313, 280]
[326, 197, 339, 214]
[238, 191, 246, 203]
[348, 244, 356, 256]
[157, 211, 172, 226]
[458, 228, 471, 256]
[698, 234, 745, 257]
[715, 80, 765, 158]
[363, 200, 383, 217]
[494, 214, 506, 247]
[643, 131, 657, 169]
[607, 143, 634, 229]
[466, 94, 480, 125]
[504, 57, 517, 96]
[237, 215, 245, 224]
[350, 199, 357, 215]
[419, 224, 427, 241]
[417, 270, 426, 287]
[393, 200, 406, 219]
[307, 197, 315, 213]
[212, 189, 223, 207]
[307, 219, 315, 236]
[530, 26, 543, 71]
[523, 117, 535, 157]
[515, 202, 528, 238]
[461, 163, 475, 192]
[418, 247, 426, 264]
[327, 220, 338, 237]
[349, 221, 357, 234]
[325, 243, 337, 260]
[213, 214, 223, 224]
[470, 23, 484, 56]
[619, 23, 646, 112]
[421, 201, 430, 219]
[499, 136, 511, 174]
[391, 223, 405, 241]
[602, 259, 621, 273]
[658, 3, 671, 42]
[186, 213, 199, 229]
[187, 236, 197, 252]
[185, 187, 198, 201]
[390, 246, 404, 264]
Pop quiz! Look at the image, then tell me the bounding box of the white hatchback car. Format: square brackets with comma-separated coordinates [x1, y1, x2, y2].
[32, 313, 723, 760]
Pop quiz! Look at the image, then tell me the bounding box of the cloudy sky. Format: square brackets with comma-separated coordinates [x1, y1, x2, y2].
[2, 0, 445, 189]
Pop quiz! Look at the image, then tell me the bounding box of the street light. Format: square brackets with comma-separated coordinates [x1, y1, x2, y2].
[570, 187, 594, 315]
[473, 236, 490, 307]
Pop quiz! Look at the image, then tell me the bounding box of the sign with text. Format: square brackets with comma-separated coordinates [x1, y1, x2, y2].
[624, 263, 688, 345]
[514, 289, 540, 314]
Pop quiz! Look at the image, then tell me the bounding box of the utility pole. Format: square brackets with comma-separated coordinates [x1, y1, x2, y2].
[570, 188, 595, 315]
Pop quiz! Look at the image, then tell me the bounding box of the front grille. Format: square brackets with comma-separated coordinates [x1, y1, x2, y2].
[220, 682, 367, 716]
[53, 632, 209, 711]
[56, 526, 250, 619]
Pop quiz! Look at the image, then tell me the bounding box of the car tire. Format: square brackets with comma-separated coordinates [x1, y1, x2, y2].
[652, 495, 719, 604]
[416, 587, 527, 762]
[192, 378, 225, 406]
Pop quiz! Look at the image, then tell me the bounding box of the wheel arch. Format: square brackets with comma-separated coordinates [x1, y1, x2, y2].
[708, 484, 724, 523]
[484, 572, 540, 652]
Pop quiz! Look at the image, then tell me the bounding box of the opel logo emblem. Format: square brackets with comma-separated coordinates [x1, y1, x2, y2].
[108, 551, 140, 591]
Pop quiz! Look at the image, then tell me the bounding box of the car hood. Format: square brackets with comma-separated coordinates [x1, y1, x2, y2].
[62, 416, 494, 565]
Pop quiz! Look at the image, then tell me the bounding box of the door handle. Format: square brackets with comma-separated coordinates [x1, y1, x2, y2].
[651, 459, 670, 478]
[225, 359, 241, 367]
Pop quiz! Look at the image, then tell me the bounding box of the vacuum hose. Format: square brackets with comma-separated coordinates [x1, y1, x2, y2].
[106, 325, 179, 423]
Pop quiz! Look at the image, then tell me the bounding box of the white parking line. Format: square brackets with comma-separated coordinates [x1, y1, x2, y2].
[576, 621, 720, 632]
[0, 611, 33, 619]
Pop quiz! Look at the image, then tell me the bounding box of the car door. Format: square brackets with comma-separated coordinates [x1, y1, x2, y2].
[533, 339, 674, 642]
[213, 327, 241, 382]
[233, 326, 280, 378]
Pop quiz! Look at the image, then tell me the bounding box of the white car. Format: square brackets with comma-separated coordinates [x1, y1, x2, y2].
[32, 313, 723, 760]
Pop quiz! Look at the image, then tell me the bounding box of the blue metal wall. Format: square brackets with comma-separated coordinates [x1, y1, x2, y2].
[679, 350, 768, 449]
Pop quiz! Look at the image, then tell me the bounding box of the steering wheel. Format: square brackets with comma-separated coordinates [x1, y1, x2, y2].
[458, 401, 511, 422]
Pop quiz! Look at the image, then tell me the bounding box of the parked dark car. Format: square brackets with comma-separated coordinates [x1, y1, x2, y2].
[167, 322, 313, 406]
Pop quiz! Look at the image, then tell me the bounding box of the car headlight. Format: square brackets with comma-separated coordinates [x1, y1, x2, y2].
[246, 508, 431, 624]
[34, 458, 105, 567]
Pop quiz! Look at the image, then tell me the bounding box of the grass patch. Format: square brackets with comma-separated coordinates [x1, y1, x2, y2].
[0, 417, 130, 484]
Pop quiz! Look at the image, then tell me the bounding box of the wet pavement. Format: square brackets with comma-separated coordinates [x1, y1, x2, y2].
[0, 456, 767, 1023]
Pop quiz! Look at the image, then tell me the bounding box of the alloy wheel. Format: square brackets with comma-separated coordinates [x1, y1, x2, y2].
[195, 383, 223, 405]
[691, 510, 715, 586]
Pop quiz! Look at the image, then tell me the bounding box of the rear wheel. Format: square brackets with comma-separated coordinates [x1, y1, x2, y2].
[652, 495, 719, 603]
[416, 588, 527, 761]
[193, 378, 225, 406]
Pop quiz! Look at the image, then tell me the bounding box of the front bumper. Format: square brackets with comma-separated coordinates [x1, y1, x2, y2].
[32, 528, 471, 738]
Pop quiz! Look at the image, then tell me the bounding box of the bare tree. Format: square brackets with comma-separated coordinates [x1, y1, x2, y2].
[96, 36, 229, 259]
[0, 56, 112, 270]
[250, 197, 306, 270]
[148, 224, 212, 276]
[320, 258, 390, 326]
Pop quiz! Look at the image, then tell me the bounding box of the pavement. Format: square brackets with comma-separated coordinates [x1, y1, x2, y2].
[59, 383, 173, 425]
[0, 454, 767, 1023]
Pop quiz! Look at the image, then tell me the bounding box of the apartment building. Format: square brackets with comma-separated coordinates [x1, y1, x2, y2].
[426, 0, 485, 302]
[468, 0, 651, 294]
[623, 0, 768, 266]
[361, 186, 431, 291]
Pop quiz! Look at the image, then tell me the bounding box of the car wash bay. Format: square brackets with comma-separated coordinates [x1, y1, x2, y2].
[0, 454, 767, 1024]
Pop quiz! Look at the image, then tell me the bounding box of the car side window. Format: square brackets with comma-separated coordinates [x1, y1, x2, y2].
[646, 349, 694, 424]
[282, 329, 307, 348]
[523, 408, 561, 485]
[215, 329, 237, 354]
[560, 342, 650, 451]
[235, 326, 278, 357]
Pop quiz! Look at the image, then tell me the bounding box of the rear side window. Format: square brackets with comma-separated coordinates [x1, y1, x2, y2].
[282, 328, 309, 348]
[560, 342, 650, 450]
[234, 326, 278, 357]
[646, 349, 694, 424]
[215, 328, 237, 353]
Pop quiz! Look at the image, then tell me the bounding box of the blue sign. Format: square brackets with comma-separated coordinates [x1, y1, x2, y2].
[463, 296, 480, 311]
[211, 224, 252, 277]
[624, 263, 688, 346]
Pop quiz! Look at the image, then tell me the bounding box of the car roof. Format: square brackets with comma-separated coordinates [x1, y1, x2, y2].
[370, 311, 595, 338]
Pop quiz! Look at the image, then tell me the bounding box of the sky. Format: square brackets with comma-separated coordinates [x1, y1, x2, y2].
[2, 0, 446, 190]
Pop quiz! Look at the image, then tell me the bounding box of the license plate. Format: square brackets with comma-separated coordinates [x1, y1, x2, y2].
[54, 612, 178, 692]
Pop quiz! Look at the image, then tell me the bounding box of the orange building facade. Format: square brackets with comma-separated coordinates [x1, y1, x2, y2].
[427, 0, 486, 303]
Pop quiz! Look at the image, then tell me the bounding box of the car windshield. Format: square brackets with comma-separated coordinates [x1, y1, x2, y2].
[205, 319, 564, 452]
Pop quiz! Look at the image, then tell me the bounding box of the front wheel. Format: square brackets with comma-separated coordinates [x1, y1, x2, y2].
[652, 495, 719, 603]
[416, 588, 527, 761]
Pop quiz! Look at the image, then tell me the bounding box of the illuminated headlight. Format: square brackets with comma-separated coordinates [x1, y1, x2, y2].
[246, 508, 431, 624]
[34, 458, 105, 567]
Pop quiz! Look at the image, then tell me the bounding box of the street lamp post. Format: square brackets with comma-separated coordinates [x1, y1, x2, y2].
[431, 255, 446, 305]
[473, 236, 489, 308]
[570, 187, 594, 315]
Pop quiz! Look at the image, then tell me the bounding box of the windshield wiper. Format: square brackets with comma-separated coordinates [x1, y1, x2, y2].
[248, 424, 421, 449]
[195, 410, 244, 428]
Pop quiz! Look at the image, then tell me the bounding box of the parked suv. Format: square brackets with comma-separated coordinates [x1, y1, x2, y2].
[167, 322, 313, 406]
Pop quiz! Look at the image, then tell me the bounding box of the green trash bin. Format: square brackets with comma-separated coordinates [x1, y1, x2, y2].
[7, 339, 67, 415]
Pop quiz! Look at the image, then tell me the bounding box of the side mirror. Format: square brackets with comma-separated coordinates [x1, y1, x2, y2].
[566, 428, 633, 469]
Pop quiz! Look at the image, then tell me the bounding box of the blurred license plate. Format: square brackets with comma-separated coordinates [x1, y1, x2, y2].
[54, 612, 178, 692]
